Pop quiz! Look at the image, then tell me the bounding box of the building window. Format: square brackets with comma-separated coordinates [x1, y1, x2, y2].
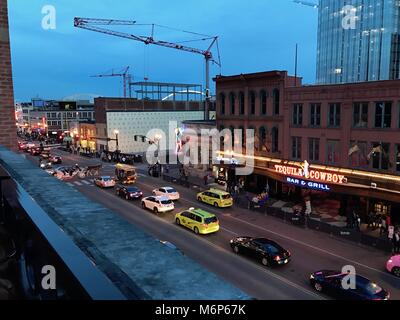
[273, 89, 280, 115]
[258, 126, 268, 151]
[249, 91, 256, 115]
[396, 145, 400, 172]
[371, 143, 390, 170]
[375, 102, 392, 128]
[239, 92, 245, 115]
[51, 112, 56, 118]
[292, 104, 303, 126]
[229, 126, 235, 149]
[349, 141, 369, 168]
[291, 137, 301, 160]
[328, 103, 341, 127]
[353, 102, 368, 128]
[326, 140, 340, 164]
[238, 126, 245, 147]
[271, 127, 279, 153]
[219, 125, 225, 148]
[220, 93, 226, 115]
[309, 138, 320, 161]
[310, 103, 321, 127]
[229, 92, 235, 115]
[260, 90, 267, 115]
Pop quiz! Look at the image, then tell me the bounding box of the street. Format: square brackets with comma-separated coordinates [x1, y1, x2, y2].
[23, 148, 400, 300]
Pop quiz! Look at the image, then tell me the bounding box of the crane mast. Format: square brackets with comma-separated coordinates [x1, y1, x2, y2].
[74, 17, 221, 120]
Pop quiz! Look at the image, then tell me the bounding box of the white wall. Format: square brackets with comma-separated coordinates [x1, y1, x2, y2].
[106, 111, 204, 153]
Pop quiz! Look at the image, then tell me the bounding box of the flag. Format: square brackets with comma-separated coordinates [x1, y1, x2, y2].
[348, 144, 360, 156]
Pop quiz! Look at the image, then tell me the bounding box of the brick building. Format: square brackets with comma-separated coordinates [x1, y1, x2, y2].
[0, 0, 16, 150]
[215, 70, 400, 224]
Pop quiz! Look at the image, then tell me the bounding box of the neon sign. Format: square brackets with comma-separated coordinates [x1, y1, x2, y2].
[286, 177, 331, 192]
[275, 161, 347, 184]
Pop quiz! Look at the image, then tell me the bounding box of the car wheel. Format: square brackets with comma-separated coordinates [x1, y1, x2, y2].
[214, 202, 219, 207]
[194, 227, 199, 235]
[261, 257, 269, 267]
[175, 218, 181, 225]
[197, 196, 202, 202]
[141, 202, 146, 209]
[313, 282, 323, 292]
[154, 207, 158, 214]
[392, 267, 400, 277]
[233, 246, 239, 254]
[125, 195, 129, 200]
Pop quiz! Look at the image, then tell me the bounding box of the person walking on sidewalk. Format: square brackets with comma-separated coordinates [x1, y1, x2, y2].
[392, 230, 400, 254]
[204, 174, 208, 186]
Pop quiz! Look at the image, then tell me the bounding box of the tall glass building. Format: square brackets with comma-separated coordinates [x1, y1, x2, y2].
[316, 0, 400, 84]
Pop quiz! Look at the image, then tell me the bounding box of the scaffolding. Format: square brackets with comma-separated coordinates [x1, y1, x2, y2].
[129, 82, 204, 102]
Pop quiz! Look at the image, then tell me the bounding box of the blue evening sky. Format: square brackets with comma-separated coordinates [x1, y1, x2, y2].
[8, 0, 318, 102]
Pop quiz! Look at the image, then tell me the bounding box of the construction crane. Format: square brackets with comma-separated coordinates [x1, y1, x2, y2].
[293, 0, 319, 8]
[74, 17, 221, 120]
[91, 66, 131, 98]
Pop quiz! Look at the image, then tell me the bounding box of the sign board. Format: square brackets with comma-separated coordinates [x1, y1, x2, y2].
[286, 177, 331, 192]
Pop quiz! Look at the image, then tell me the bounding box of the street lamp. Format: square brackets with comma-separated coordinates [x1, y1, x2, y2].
[114, 129, 119, 152]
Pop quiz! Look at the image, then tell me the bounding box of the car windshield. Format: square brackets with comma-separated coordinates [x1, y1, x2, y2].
[204, 217, 218, 224]
[103, 178, 111, 181]
[221, 194, 231, 199]
[161, 200, 172, 205]
[166, 188, 177, 193]
[363, 281, 383, 295]
[127, 188, 139, 192]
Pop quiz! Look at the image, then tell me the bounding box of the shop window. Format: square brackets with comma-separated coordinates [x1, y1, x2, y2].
[371, 142, 390, 170]
[374, 102, 392, 128]
[271, 127, 279, 153]
[258, 127, 268, 152]
[328, 103, 341, 127]
[327, 140, 340, 164]
[273, 89, 280, 115]
[292, 104, 303, 126]
[291, 137, 302, 160]
[374, 202, 390, 215]
[349, 141, 369, 168]
[260, 90, 267, 115]
[239, 92, 245, 115]
[249, 91, 256, 115]
[353, 102, 368, 128]
[309, 138, 320, 161]
[310, 103, 321, 127]
[229, 92, 235, 115]
[397, 145, 400, 172]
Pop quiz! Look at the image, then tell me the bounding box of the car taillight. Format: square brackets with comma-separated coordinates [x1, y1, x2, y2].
[202, 224, 208, 228]
[274, 256, 281, 261]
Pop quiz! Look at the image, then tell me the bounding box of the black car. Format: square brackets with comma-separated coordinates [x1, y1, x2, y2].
[310, 270, 390, 300]
[30, 147, 42, 156]
[115, 185, 143, 200]
[230, 237, 291, 267]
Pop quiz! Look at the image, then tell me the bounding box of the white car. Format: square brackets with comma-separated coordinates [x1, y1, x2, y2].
[94, 176, 116, 188]
[141, 196, 175, 214]
[152, 186, 180, 201]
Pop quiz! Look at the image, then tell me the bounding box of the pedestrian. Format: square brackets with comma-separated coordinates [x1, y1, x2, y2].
[392, 230, 400, 254]
[380, 216, 387, 236]
[204, 175, 208, 186]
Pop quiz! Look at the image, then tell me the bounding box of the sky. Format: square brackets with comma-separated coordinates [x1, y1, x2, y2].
[8, 0, 318, 102]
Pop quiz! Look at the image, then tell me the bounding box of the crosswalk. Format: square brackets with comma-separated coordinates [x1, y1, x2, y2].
[66, 179, 93, 187]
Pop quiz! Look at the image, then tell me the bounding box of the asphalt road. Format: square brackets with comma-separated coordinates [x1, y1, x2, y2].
[22, 147, 400, 300]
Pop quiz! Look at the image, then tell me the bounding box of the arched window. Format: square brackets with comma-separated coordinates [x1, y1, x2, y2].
[229, 126, 235, 149]
[260, 90, 267, 115]
[219, 93, 226, 115]
[229, 92, 236, 115]
[271, 127, 279, 153]
[239, 92, 245, 115]
[249, 91, 256, 115]
[219, 125, 225, 148]
[259, 126, 268, 151]
[273, 88, 280, 115]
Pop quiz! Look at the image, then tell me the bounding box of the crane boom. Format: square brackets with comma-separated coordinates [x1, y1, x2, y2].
[91, 66, 131, 98]
[74, 17, 221, 120]
[293, 0, 319, 8]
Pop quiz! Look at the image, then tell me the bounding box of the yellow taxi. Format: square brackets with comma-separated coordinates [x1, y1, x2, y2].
[196, 188, 233, 208]
[175, 208, 220, 235]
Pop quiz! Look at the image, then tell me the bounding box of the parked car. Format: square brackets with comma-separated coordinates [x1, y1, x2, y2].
[197, 188, 233, 208]
[115, 185, 143, 200]
[49, 155, 62, 164]
[230, 237, 291, 267]
[310, 270, 390, 300]
[386, 255, 400, 277]
[152, 186, 180, 201]
[18, 142, 27, 150]
[94, 176, 116, 188]
[141, 196, 174, 214]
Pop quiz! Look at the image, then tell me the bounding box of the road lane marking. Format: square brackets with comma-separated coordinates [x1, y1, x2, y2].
[82, 180, 91, 185]
[74, 181, 83, 186]
[67, 183, 74, 187]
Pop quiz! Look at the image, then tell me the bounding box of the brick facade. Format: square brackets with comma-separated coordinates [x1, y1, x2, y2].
[0, 0, 16, 150]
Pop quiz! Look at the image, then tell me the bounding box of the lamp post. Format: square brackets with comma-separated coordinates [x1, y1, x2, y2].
[114, 129, 119, 152]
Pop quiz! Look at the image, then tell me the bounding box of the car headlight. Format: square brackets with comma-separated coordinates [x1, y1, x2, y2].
[230, 240, 234, 243]
[388, 259, 393, 263]
[310, 274, 315, 280]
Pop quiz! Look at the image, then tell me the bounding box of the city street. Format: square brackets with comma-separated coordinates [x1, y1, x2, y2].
[23, 148, 400, 300]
